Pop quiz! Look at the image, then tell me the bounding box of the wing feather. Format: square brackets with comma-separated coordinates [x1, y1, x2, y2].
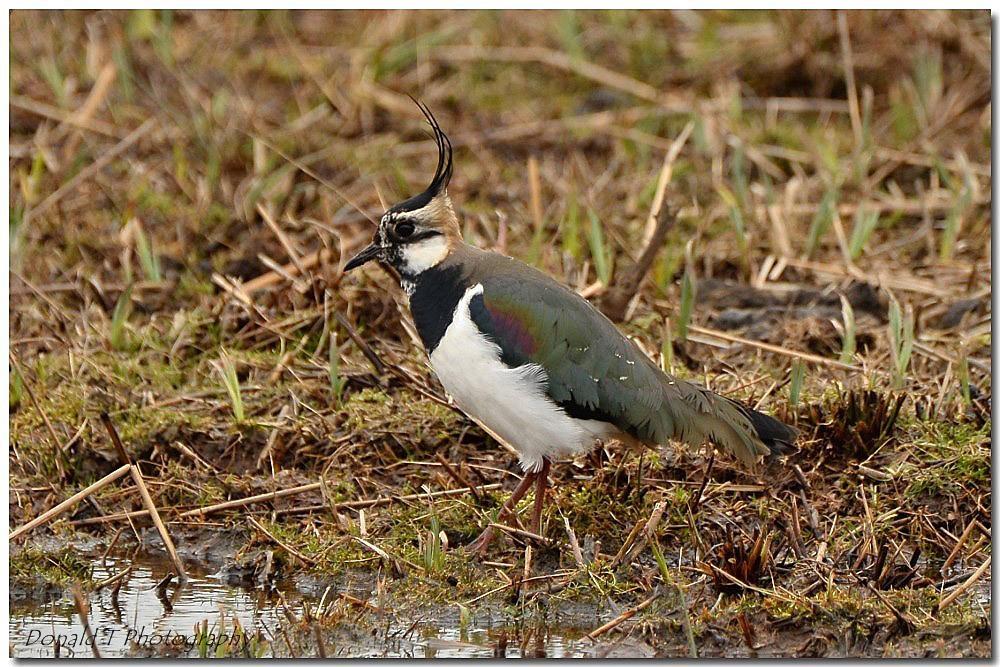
[461, 251, 794, 463]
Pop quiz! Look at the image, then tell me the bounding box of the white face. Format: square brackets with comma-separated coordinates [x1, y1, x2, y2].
[398, 232, 449, 274]
[376, 209, 450, 278]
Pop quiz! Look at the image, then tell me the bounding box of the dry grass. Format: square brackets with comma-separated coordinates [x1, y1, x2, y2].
[9, 9, 991, 657]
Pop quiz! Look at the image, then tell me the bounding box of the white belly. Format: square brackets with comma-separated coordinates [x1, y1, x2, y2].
[428, 283, 615, 472]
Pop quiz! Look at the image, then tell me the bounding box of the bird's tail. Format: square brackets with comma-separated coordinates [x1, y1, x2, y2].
[666, 381, 797, 467]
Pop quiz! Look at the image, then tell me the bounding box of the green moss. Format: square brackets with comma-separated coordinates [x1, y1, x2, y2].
[900, 421, 991, 497]
[11, 546, 92, 586]
[342, 387, 460, 451]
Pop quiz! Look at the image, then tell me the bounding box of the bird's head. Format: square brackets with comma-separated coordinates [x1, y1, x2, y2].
[344, 101, 460, 280]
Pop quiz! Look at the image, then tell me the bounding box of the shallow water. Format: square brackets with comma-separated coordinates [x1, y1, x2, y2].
[9, 556, 598, 658]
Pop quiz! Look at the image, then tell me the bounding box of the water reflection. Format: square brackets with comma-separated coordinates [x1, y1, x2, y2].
[10, 556, 597, 658]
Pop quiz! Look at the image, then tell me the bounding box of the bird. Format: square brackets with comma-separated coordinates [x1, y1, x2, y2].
[344, 101, 796, 557]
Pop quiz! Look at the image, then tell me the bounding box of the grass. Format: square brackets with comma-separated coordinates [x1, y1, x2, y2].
[848, 205, 880, 261]
[788, 359, 805, 406]
[133, 221, 162, 282]
[805, 187, 838, 258]
[887, 293, 915, 390]
[676, 249, 696, 343]
[214, 349, 245, 423]
[838, 295, 856, 364]
[11, 546, 93, 585]
[586, 208, 613, 285]
[108, 284, 134, 352]
[8, 8, 991, 659]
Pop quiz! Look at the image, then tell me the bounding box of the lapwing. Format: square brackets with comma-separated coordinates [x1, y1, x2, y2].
[345, 102, 796, 556]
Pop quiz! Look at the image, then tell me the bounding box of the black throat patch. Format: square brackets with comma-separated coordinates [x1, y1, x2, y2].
[408, 263, 470, 354]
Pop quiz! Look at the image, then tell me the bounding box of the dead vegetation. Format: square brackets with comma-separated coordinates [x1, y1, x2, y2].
[9, 9, 991, 657]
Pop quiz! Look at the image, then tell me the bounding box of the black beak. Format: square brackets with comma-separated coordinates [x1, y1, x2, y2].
[344, 242, 381, 272]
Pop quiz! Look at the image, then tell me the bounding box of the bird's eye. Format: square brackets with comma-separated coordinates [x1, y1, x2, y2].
[394, 222, 415, 239]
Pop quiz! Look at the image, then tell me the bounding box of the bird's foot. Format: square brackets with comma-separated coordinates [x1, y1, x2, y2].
[464, 527, 496, 559]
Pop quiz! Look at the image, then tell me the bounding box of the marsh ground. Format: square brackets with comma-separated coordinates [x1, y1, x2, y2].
[9, 9, 992, 657]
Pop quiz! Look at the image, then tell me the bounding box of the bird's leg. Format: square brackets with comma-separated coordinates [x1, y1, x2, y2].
[530, 458, 551, 535]
[465, 469, 537, 558]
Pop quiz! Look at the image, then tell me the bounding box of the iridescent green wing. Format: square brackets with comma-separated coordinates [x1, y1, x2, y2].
[468, 265, 674, 443]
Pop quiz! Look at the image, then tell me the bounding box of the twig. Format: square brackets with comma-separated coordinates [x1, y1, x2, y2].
[620, 501, 667, 568]
[256, 404, 293, 470]
[211, 273, 256, 308]
[435, 452, 481, 502]
[465, 582, 511, 606]
[101, 527, 124, 567]
[709, 564, 797, 603]
[688, 324, 860, 372]
[941, 520, 980, 574]
[350, 535, 417, 574]
[599, 125, 690, 321]
[690, 453, 716, 512]
[242, 130, 377, 226]
[488, 523, 557, 547]
[26, 117, 157, 224]
[100, 413, 186, 580]
[69, 482, 504, 526]
[170, 440, 220, 473]
[256, 203, 307, 277]
[60, 62, 117, 163]
[11, 94, 124, 138]
[155, 572, 174, 595]
[154, 573, 174, 613]
[938, 555, 990, 611]
[779, 256, 950, 298]
[586, 591, 660, 641]
[837, 11, 863, 148]
[466, 571, 573, 605]
[313, 624, 327, 658]
[182, 482, 323, 518]
[279, 483, 503, 515]
[243, 248, 335, 294]
[610, 514, 648, 568]
[564, 516, 586, 569]
[339, 592, 385, 613]
[248, 516, 316, 566]
[736, 612, 757, 651]
[914, 340, 991, 374]
[72, 587, 102, 658]
[333, 311, 386, 376]
[9, 464, 130, 541]
[92, 566, 133, 593]
[865, 582, 914, 629]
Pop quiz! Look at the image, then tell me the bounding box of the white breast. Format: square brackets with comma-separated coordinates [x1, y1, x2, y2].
[428, 283, 616, 472]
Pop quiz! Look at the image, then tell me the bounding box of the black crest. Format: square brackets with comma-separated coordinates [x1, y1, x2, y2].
[388, 98, 453, 214]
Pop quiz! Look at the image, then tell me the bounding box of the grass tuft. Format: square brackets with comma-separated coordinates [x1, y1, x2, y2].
[108, 284, 134, 351]
[133, 222, 162, 282]
[586, 209, 613, 285]
[838, 295, 856, 364]
[788, 359, 805, 406]
[887, 293, 915, 389]
[805, 187, 838, 258]
[848, 205, 880, 261]
[676, 245, 696, 343]
[214, 349, 245, 423]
